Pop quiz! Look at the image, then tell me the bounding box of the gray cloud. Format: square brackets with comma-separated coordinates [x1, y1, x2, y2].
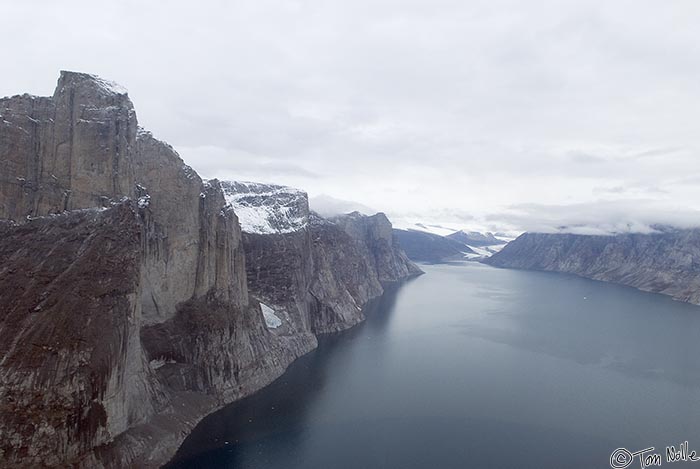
[3, 0, 700, 233]
[308, 194, 376, 217]
[485, 200, 700, 235]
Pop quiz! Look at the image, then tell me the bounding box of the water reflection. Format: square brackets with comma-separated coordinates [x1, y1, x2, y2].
[166, 280, 410, 468]
[166, 263, 700, 469]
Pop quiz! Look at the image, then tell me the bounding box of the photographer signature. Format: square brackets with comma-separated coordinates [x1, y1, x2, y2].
[610, 442, 700, 468]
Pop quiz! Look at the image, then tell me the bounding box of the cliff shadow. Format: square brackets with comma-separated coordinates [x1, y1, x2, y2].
[165, 276, 413, 468]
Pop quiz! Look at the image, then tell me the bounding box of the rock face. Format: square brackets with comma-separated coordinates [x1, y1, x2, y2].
[486, 230, 700, 305]
[0, 73, 136, 220]
[331, 212, 423, 282]
[393, 228, 474, 263]
[0, 72, 420, 468]
[221, 183, 421, 338]
[0, 203, 155, 468]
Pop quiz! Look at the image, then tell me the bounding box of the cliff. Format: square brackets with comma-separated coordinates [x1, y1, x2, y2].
[0, 72, 419, 468]
[331, 212, 423, 281]
[486, 230, 700, 305]
[221, 182, 421, 337]
[0, 203, 153, 467]
[0, 73, 136, 219]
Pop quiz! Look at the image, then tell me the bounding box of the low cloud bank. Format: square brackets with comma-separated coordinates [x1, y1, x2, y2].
[487, 200, 700, 235]
[309, 194, 377, 217]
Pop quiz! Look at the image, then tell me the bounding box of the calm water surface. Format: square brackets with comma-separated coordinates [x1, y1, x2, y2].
[167, 262, 700, 468]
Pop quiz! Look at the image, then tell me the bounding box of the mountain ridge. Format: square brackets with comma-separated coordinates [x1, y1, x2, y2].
[486, 230, 700, 305]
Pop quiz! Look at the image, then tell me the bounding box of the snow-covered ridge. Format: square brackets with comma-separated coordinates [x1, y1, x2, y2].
[58, 71, 129, 96]
[220, 180, 309, 235]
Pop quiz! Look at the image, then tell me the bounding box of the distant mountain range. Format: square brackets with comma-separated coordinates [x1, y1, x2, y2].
[392, 224, 512, 263]
[446, 230, 506, 247]
[394, 229, 474, 263]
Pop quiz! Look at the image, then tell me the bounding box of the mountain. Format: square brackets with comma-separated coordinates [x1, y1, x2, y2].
[390, 221, 513, 263]
[0, 72, 420, 468]
[330, 212, 423, 281]
[485, 230, 700, 305]
[447, 230, 506, 247]
[393, 229, 475, 263]
[221, 182, 421, 335]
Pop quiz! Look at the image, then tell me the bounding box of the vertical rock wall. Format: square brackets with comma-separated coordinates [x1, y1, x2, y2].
[0, 72, 420, 468]
[0, 72, 136, 220]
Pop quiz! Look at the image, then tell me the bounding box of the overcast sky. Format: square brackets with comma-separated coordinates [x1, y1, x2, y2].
[3, 0, 700, 233]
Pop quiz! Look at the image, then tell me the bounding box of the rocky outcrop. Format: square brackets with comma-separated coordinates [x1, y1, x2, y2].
[393, 228, 474, 263]
[486, 230, 700, 305]
[0, 72, 419, 468]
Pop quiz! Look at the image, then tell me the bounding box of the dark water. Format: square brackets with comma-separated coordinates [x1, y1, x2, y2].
[167, 262, 700, 469]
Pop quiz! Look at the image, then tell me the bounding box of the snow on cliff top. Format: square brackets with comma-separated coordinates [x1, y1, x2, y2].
[92, 75, 128, 95]
[220, 181, 309, 234]
[58, 71, 129, 95]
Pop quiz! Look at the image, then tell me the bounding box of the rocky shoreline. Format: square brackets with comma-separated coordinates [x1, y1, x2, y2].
[486, 230, 700, 306]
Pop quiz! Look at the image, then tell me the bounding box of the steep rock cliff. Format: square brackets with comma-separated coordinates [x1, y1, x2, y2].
[332, 212, 423, 281]
[221, 182, 420, 337]
[308, 213, 386, 333]
[134, 133, 248, 324]
[0, 73, 136, 219]
[0, 72, 420, 468]
[486, 230, 700, 305]
[0, 73, 308, 468]
[0, 203, 158, 467]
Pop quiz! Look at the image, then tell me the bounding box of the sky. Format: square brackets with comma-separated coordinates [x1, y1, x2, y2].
[3, 0, 700, 234]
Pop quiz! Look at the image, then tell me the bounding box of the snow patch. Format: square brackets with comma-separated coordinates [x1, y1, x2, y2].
[463, 243, 508, 259]
[137, 195, 151, 209]
[92, 75, 128, 95]
[149, 357, 176, 370]
[137, 126, 152, 138]
[182, 164, 198, 180]
[220, 181, 309, 235]
[260, 303, 282, 329]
